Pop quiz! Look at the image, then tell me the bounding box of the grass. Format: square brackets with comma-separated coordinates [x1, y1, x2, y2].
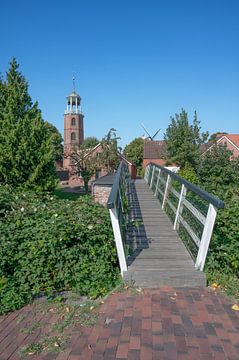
[53, 188, 86, 201]
[18, 296, 100, 358]
[206, 269, 239, 300]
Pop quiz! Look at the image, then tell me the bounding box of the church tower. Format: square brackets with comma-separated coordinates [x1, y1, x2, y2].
[63, 91, 84, 169]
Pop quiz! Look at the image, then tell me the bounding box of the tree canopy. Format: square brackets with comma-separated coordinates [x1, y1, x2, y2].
[197, 144, 239, 200]
[123, 137, 144, 168]
[164, 109, 208, 169]
[81, 136, 99, 150]
[0, 58, 57, 191]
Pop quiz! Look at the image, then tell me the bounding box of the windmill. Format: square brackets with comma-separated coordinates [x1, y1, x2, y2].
[141, 123, 160, 141]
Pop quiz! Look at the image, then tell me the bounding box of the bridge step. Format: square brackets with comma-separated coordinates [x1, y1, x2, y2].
[125, 179, 206, 287]
[124, 269, 206, 287]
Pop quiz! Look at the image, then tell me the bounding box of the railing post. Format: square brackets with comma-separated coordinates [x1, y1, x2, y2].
[150, 165, 155, 189]
[154, 169, 161, 196]
[173, 184, 187, 230]
[109, 207, 128, 275]
[195, 204, 217, 271]
[144, 165, 149, 183]
[162, 174, 171, 209]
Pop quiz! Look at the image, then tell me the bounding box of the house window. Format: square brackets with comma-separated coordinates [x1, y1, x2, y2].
[71, 132, 76, 141]
[71, 117, 76, 126]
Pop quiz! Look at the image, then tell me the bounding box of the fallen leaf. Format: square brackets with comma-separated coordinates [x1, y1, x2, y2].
[65, 307, 70, 313]
[104, 317, 114, 325]
[232, 304, 239, 311]
[90, 306, 94, 310]
[211, 283, 218, 289]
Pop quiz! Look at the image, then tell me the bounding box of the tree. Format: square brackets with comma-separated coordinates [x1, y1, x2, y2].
[0, 58, 57, 191]
[81, 136, 99, 150]
[197, 144, 239, 200]
[44, 121, 63, 161]
[65, 129, 120, 191]
[209, 132, 227, 142]
[164, 109, 208, 169]
[98, 128, 120, 173]
[123, 137, 144, 170]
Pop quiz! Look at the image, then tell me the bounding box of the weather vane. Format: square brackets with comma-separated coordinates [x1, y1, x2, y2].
[72, 74, 76, 92]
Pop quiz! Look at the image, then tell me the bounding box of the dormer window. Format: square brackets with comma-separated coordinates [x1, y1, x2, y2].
[71, 132, 76, 141]
[71, 117, 76, 126]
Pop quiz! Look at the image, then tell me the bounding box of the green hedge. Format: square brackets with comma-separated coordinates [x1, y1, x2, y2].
[207, 198, 239, 276]
[0, 186, 120, 314]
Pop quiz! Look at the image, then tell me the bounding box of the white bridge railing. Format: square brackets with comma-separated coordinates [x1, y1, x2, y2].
[145, 163, 224, 271]
[107, 162, 130, 275]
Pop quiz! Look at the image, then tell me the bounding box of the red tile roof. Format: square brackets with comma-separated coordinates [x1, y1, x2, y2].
[201, 134, 239, 154]
[143, 140, 166, 159]
[221, 134, 239, 149]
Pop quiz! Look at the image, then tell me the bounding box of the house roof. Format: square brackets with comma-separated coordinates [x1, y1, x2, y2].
[143, 140, 166, 159]
[201, 134, 239, 154]
[92, 173, 115, 186]
[221, 134, 239, 149]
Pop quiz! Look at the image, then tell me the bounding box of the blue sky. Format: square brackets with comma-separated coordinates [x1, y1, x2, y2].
[1, 0, 239, 147]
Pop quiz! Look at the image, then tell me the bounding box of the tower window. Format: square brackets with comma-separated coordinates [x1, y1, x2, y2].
[71, 132, 76, 141]
[71, 117, 76, 126]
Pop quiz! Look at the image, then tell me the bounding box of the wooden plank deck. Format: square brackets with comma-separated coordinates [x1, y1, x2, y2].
[124, 179, 206, 287]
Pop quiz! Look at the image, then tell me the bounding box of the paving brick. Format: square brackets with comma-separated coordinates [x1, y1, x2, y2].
[129, 336, 140, 350]
[140, 344, 153, 360]
[0, 287, 238, 360]
[116, 341, 129, 359]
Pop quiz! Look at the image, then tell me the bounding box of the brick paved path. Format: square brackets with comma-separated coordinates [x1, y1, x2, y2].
[0, 287, 238, 360]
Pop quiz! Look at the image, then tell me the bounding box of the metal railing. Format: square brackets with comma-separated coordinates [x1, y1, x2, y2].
[107, 162, 130, 275]
[145, 163, 225, 271]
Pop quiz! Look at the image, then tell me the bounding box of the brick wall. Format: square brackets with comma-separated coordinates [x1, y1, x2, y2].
[92, 185, 112, 207]
[143, 158, 167, 169]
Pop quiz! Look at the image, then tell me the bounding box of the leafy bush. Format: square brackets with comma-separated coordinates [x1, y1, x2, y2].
[0, 185, 120, 314]
[206, 198, 239, 276]
[178, 165, 198, 184]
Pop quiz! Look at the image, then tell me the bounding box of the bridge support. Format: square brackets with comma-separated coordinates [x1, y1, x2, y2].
[195, 204, 217, 271]
[109, 208, 127, 275]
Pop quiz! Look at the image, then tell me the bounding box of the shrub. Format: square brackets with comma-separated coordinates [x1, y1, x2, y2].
[0, 185, 120, 314]
[206, 198, 239, 276]
[178, 164, 198, 184]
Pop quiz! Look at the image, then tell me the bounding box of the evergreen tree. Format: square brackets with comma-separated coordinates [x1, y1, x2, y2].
[44, 121, 63, 161]
[0, 59, 57, 191]
[164, 109, 208, 169]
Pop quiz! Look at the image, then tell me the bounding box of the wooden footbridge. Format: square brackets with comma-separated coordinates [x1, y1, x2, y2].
[107, 162, 224, 287]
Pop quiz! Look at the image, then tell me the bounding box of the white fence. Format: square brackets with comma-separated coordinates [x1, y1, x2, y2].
[145, 163, 224, 271]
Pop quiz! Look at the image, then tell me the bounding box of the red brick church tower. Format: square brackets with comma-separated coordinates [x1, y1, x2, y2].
[63, 91, 84, 169]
